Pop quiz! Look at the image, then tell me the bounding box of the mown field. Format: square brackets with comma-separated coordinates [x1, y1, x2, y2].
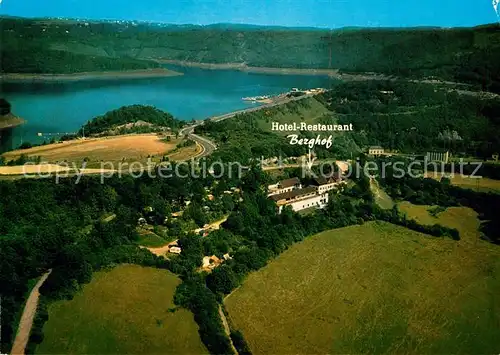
[36, 265, 207, 354]
[2, 134, 180, 166]
[225, 218, 500, 354]
[424, 172, 500, 194]
[137, 229, 170, 248]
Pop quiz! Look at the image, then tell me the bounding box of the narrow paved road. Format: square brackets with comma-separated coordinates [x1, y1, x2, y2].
[180, 93, 316, 159]
[11, 270, 52, 355]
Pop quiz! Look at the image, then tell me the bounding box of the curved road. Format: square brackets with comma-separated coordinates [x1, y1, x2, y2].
[180, 93, 316, 158]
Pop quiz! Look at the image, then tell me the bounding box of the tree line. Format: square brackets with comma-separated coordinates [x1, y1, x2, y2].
[319, 80, 500, 157]
[78, 105, 183, 136]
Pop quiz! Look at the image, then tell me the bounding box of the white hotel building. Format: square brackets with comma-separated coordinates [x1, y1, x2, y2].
[268, 174, 345, 214]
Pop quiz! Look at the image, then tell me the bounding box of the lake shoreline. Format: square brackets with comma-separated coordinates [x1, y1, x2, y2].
[158, 59, 341, 77]
[0, 68, 183, 83]
[157, 59, 396, 81]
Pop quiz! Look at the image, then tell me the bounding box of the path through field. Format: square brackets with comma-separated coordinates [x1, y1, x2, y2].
[370, 177, 394, 210]
[11, 270, 52, 355]
[219, 306, 238, 355]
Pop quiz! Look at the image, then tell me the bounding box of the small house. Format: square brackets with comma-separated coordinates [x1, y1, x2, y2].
[202, 255, 222, 269]
[169, 246, 182, 254]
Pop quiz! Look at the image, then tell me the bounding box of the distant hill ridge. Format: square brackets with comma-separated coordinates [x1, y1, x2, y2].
[2, 15, 498, 30]
[1, 16, 499, 92]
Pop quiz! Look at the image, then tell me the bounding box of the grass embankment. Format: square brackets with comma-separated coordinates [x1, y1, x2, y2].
[255, 97, 331, 135]
[225, 219, 500, 354]
[167, 142, 203, 161]
[36, 265, 207, 354]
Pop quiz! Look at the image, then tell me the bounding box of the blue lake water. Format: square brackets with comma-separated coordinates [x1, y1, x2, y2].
[2, 65, 335, 145]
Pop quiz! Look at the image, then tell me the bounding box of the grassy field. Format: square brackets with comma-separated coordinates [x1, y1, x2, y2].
[36, 265, 207, 354]
[424, 172, 500, 193]
[2, 134, 180, 165]
[397, 201, 484, 246]
[137, 228, 169, 247]
[225, 220, 500, 354]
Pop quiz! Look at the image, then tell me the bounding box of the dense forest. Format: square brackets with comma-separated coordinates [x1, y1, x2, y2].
[196, 114, 307, 163]
[0, 162, 241, 353]
[319, 81, 500, 157]
[0, 157, 469, 354]
[78, 105, 183, 136]
[196, 81, 500, 160]
[0, 48, 161, 74]
[1, 17, 499, 92]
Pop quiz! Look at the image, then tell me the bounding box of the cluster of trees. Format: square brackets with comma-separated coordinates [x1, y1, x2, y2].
[0, 161, 241, 353]
[174, 275, 233, 354]
[434, 162, 500, 180]
[196, 118, 304, 163]
[78, 105, 182, 136]
[1, 156, 479, 354]
[319, 80, 500, 157]
[176, 139, 195, 149]
[379, 162, 500, 244]
[0, 174, 179, 352]
[166, 167, 460, 303]
[3, 17, 500, 91]
[0, 18, 159, 74]
[195, 99, 338, 163]
[196, 80, 500, 162]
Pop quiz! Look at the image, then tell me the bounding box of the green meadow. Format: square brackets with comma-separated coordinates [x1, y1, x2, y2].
[36, 265, 207, 354]
[225, 219, 500, 354]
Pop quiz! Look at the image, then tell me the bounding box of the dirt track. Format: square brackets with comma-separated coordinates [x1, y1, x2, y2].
[0, 164, 72, 175]
[11, 270, 52, 355]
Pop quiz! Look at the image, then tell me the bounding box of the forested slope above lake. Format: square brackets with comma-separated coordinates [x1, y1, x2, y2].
[1, 17, 499, 92]
[195, 81, 500, 162]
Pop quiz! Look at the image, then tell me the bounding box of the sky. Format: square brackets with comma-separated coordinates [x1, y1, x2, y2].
[0, 0, 498, 28]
